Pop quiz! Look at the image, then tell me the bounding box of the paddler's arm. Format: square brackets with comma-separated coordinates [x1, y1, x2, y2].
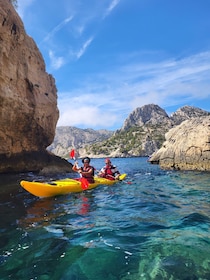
[115, 173, 120, 180]
[98, 167, 105, 177]
[72, 161, 80, 172]
[113, 166, 121, 180]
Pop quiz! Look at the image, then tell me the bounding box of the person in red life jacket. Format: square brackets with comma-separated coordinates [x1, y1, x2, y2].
[99, 158, 120, 180]
[72, 157, 95, 183]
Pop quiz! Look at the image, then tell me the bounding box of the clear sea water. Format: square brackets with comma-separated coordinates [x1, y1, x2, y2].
[0, 157, 209, 280]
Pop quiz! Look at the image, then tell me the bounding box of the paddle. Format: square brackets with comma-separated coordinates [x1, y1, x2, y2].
[70, 149, 89, 190]
[78, 177, 89, 190]
[70, 149, 75, 160]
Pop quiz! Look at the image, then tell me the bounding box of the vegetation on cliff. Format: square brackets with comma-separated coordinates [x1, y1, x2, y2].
[48, 104, 209, 159]
[84, 124, 166, 157]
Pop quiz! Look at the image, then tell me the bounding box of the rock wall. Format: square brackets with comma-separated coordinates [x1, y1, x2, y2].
[149, 116, 210, 171]
[0, 0, 71, 173]
[121, 104, 172, 131]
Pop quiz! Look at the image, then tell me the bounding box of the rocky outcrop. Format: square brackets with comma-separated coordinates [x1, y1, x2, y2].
[170, 105, 209, 125]
[0, 0, 72, 173]
[121, 104, 171, 131]
[149, 116, 210, 171]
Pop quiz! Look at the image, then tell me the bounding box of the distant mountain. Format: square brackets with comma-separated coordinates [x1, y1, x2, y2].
[170, 105, 209, 125]
[121, 104, 171, 131]
[47, 126, 113, 158]
[48, 104, 209, 158]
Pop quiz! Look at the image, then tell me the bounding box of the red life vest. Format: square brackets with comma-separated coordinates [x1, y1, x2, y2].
[104, 165, 116, 180]
[81, 165, 95, 183]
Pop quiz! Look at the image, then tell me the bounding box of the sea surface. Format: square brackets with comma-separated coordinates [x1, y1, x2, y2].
[0, 157, 209, 280]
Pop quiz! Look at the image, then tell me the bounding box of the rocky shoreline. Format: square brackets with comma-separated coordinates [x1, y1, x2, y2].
[149, 116, 210, 171]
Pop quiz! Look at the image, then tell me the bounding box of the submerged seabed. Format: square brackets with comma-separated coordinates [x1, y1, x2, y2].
[0, 157, 209, 280]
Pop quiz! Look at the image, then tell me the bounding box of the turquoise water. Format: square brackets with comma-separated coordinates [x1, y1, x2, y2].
[0, 157, 209, 279]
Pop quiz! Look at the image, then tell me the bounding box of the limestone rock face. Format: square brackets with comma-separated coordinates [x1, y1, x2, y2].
[0, 0, 65, 173]
[48, 127, 114, 158]
[121, 104, 171, 131]
[48, 104, 209, 160]
[170, 105, 209, 125]
[149, 116, 210, 171]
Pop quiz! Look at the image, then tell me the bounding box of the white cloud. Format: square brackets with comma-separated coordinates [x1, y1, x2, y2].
[21, 0, 122, 71]
[57, 50, 210, 129]
[75, 37, 94, 59]
[57, 105, 117, 128]
[103, 0, 121, 19]
[40, 15, 74, 45]
[49, 50, 65, 70]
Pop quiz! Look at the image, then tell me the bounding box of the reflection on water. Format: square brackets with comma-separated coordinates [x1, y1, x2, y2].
[0, 158, 210, 279]
[18, 198, 58, 229]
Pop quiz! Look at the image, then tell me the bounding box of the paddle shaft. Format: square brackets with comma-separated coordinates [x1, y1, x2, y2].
[70, 149, 89, 190]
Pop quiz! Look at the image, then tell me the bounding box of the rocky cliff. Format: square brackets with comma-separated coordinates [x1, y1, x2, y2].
[170, 105, 209, 125]
[121, 104, 171, 130]
[149, 116, 210, 171]
[47, 127, 113, 158]
[79, 105, 209, 158]
[49, 104, 209, 161]
[0, 0, 71, 173]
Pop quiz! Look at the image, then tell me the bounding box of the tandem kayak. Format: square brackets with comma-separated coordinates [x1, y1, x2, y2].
[20, 173, 127, 197]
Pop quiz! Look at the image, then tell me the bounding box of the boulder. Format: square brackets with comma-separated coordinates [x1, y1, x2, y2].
[149, 116, 210, 171]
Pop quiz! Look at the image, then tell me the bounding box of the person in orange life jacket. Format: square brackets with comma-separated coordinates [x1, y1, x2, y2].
[99, 158, 120, 180]
[72, 157, 95, 183]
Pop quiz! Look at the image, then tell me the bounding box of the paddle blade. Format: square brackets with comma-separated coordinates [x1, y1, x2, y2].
[70, 149, 75, 160]
[79, 177, 89, 190]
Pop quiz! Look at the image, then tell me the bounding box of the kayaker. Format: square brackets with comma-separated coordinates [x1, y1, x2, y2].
[72, 157, 95, 183]
[98, 158, 121, 180]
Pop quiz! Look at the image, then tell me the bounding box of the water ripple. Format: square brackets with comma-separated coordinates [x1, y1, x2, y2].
[0, 158, 210, 279]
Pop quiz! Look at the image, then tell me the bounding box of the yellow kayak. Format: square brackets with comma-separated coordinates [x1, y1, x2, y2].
[20, 174, 127, 197]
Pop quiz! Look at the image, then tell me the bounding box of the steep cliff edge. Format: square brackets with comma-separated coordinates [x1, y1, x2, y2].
[0, 0, 71, 173]
[149, 116, 210, 171]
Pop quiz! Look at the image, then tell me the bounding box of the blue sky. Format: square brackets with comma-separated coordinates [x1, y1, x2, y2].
[17, 0, 210, 130]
